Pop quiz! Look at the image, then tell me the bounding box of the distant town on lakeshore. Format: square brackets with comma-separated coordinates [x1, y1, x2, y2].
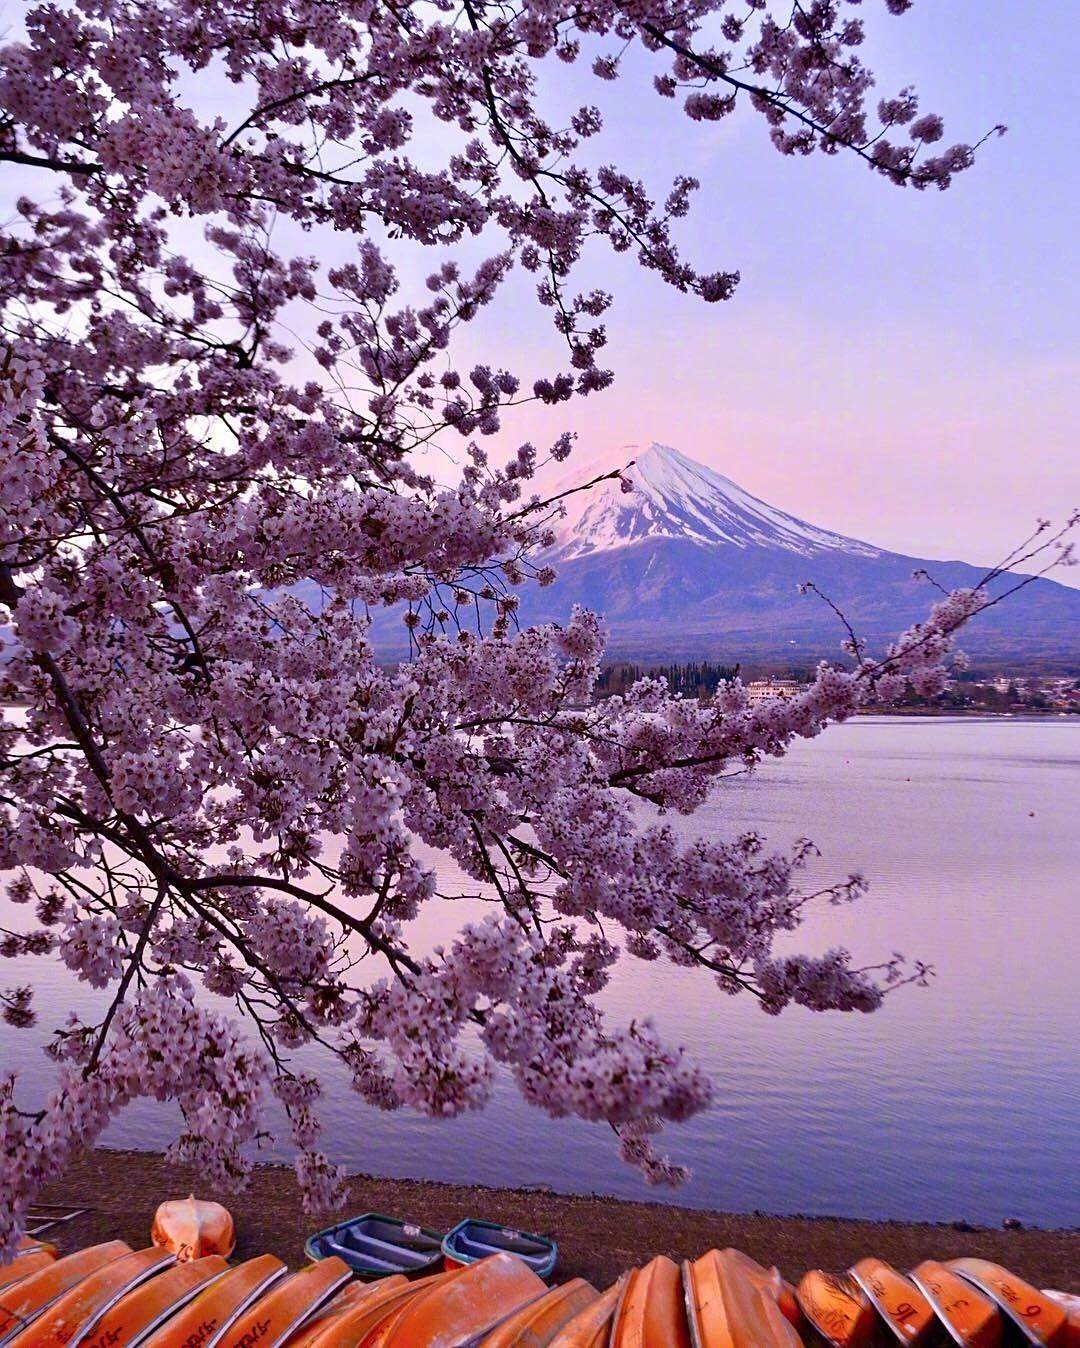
[596, 662, 1080, 715]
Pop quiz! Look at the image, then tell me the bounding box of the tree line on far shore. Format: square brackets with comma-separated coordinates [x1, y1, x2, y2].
[596, 661, 1080, 712]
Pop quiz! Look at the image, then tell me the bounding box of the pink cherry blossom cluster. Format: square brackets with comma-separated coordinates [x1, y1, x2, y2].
[0, 0, 1073, 1257]
[0, 976, 269, 1260]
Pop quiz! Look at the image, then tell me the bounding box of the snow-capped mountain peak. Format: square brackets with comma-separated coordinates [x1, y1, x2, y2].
[547, 442, 881, 561]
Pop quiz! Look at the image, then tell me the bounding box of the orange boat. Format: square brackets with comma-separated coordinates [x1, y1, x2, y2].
[682, 1252, 738, 1348]
[909, 1261, 1002, 1348]
[363, 1252, 545, 1347]
[0, 1242, 131, 1343]
[279, 1280, 405, 1348]
[477, 1277, 599, 1347]
[850, 1258, 938, 1344]
[139, 1255, 287, 1348]
[151, 1198, 236, 1263]
[1041, 1292, 1080, 1348]
[6, 1245, 175, 1348]
[0, 1251, 57, 1293]
[611, 1255, 692, 1348]
[355, 1270, 479, 1348]
[796, 1269, 877, 1348]
[948, 1260, 1068, 1346]
[211, 1257, 352, 1348]
[720, 1249, 801, 1328]
[316, 1270, 462, 1348]
[73, 1255, 230, 1348]
[683, 1249, 802, 1348]
[546, 1277, 625, 1348]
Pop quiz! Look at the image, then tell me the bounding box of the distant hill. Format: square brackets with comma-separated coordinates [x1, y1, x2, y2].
[508, 443, 1080, 666]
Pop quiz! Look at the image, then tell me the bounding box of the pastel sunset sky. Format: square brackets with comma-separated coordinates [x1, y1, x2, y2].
[5, 0, 1075, 577]
[477, 0, 1079, 577]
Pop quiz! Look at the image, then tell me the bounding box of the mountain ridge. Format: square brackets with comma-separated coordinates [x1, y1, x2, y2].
[513, 442, 1080, 666]
[546, 442, 882, 561]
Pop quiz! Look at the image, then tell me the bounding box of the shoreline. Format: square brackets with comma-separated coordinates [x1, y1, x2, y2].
[37, 1149, 1078, 1289]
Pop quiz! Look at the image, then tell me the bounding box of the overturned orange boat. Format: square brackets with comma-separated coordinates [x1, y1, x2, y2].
[6, 1245, 174, 1348]
[0, 1249, 56, 1293]
[365, 1252, 544, 1347]
[909, 1260, 1002, 1348]
[949, 1259, 1068, 1346]
[212, 1256, 352, 1348]
[683, 1248, 802, 1348]
[538, 1275, 621, 1348]
[73, 1254, 230, 1348]
[850, 1257, 938, 1344]
[279, 1277, 408, 1348]
[795, 1268, 877, 1348]
[288, 1276, 434, 1348]
[610, 1254, 692, 1347]
[151, 1197, 236, 1264]
[0, 1241, 132, 1342]
[13, 1237, 56, 1257]
[1042, 1292, 1080, 1348]
[341, 1270, 472, 1348]
[478, 1277, 598, 1347]
[720, 1248, 802, 1328]
[139, 1254, 286, 1348]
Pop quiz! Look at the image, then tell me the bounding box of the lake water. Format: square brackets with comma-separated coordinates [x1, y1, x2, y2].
[2, 717, 1077, 1227]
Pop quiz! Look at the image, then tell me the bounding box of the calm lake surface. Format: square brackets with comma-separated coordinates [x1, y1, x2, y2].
[3, 717, 1078, 1226]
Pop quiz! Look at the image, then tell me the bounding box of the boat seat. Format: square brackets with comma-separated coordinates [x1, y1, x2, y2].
[317, 1239, 402, 1273]
[361, 1222, 441, 1254]
[453, 1233, 549, 1267]
[340, 1233, 434, 1268]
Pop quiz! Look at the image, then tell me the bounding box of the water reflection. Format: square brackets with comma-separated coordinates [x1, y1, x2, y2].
[2, 718, 1076, 1226]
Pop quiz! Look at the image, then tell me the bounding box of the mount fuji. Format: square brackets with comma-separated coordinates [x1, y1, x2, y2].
[546, 443, 883, 562]
[511, 442, 1080, 665]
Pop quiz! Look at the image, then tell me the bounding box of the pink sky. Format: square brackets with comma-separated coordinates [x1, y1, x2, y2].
[482, 0, 1080, 581]
[4, 0, 1075, 581]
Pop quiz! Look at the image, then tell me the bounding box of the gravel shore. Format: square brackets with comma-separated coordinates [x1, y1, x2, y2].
[37, 1149, 1077, 1291]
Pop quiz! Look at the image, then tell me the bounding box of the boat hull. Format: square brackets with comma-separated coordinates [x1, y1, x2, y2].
[151, 1199, 236, 1264]
[796, 1269, 878, 1348]
[1041, 1293, 1080, 1348]
[6, 1246, 175, 1348]
[948, 1261, 1068, 1346]
[14, 1238, 57, 1259]
[210, 1258, 352, 1348]
[139, 1255, 287, 1348]
[0, 1252, 56, 1293]
[719, 1249, 801, 1328]
[73, 1255, 231, 1348]
[279, 1280, 405, 1348]
[0, 1242, 132, 1343]
[850, 1258, 938, 1345]
[612, 1255, 692, 1348]
[366, 1252, 545, 1347]
[477, 1277, 598, 1347]
[546, 1278, 624, 1348]
[354, 1270, 473, 1348]
[909, 1261, 1002, 1348]
[683, 1249, 802, 1348]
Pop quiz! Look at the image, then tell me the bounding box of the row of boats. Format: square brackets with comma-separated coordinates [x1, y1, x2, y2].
[305, 1214, 558, 1282]
[0, 1226, 1076, 1347]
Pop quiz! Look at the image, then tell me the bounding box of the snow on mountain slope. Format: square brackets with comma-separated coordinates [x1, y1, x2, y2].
[547, 442, 881, 560]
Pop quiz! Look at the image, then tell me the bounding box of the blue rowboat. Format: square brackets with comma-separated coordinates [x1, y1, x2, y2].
[441, 1219, 557, 1280]
[304, 1212, 445, 1280]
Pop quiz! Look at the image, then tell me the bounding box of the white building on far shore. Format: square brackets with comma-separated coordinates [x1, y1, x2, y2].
[746, 679, 805, 705]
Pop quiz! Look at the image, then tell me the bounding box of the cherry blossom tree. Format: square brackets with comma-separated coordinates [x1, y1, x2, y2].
[0, 0, 1069, 1252]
